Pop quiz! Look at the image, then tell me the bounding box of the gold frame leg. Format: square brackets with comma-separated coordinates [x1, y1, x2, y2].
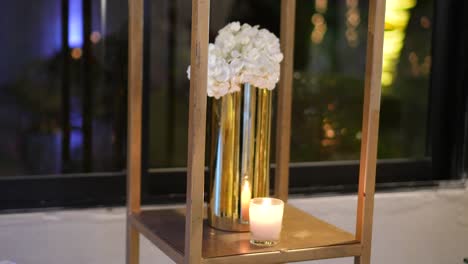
[126, 0, 143, 262]
[355, 254, 370, 264]
[126, 222, 140, 264]
[354, 1, 386, 264]
[354, 243, 372, 264]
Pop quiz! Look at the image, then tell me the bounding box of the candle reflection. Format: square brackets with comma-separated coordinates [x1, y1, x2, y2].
[241, 178, 251, 222]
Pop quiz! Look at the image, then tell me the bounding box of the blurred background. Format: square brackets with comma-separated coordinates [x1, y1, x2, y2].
[0, 0, 466, 210]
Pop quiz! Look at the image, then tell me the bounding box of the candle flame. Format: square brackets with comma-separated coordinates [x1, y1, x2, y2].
[262, 198, 272, 206]
[243, 180, 250, 192]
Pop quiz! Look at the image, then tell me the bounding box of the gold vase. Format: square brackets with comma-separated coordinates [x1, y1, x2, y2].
[208, 83, 272, 232]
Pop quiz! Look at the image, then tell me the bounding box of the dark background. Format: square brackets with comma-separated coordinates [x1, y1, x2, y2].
[0, 0, 466, 211]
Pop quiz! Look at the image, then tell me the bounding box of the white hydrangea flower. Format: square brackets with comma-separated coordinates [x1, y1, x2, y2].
[187, 44, 233, 99]
[239, 26, 283, 90]
[187, 22, 283, 98]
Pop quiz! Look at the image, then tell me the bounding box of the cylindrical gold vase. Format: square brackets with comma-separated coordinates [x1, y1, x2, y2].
[208, 84, 272, 232]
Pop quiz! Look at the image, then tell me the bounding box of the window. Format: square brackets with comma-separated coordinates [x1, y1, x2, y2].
[1, 0, 466, 210]
[0, 0, 128, 210]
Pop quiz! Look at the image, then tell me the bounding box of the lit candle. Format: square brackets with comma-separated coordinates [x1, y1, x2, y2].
[249, 197, 284, 246]
[241, 180, 251, 221]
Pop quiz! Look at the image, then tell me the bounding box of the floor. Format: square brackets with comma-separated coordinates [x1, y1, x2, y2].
[0, 186, 467, 264]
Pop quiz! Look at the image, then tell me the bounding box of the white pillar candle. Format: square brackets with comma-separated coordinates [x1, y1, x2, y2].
[249, 197, 284, 246]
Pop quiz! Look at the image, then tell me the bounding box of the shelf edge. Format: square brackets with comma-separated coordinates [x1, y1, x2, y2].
[286, 242, 361, 262]
[202, 242, 361, 264]
[129, 213, 184, 264]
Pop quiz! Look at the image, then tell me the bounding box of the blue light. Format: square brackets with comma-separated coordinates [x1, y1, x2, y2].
[68, 0, 83, 47]
[70, 130, 83, 150]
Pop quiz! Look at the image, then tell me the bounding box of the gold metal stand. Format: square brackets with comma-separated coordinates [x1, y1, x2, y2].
[126, 0, 386, 263]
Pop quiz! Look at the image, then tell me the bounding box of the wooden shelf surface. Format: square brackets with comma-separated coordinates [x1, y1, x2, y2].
[130, 204, 360, 264]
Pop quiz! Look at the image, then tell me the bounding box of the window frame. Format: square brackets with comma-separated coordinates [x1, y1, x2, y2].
[1, 0, 467, 212]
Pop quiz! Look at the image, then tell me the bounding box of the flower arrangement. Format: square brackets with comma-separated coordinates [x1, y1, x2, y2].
[187, 22, 283, 99]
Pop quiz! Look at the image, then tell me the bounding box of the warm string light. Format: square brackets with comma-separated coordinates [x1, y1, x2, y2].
[315, 0, 328, 13]
[321, 119, 337, 147]
[345, 0, 360, 47]
[90, 31, 102, 44]
[408, 52, 431, 77]
[71, 48, 82, 60]
[420, 16, 431, 29]
[311, 0, 327, 44]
